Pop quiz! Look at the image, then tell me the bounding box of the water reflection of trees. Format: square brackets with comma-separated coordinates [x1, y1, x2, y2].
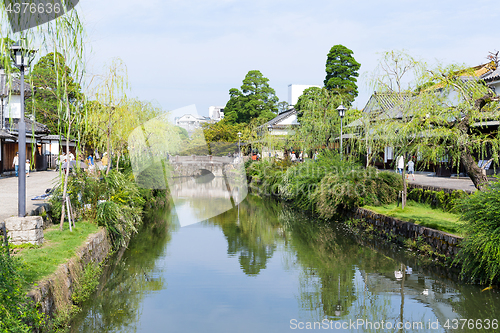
[279, 209, 400, 320]
[70, 209, 173, 332]
[207, 195, 284, 276]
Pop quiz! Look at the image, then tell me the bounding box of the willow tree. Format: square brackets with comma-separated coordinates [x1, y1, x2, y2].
[88, 59, 129, 174]
[293, 87, 360, 156]
[0, 2, 87, 231]
[366, 50, 500, 190]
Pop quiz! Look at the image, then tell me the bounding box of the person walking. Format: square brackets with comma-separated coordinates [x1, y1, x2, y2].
[406, 159, 415, 181]
[12, 152, 19, 177]
[26, 159, 30, 177]
[396, 155, 404, 174]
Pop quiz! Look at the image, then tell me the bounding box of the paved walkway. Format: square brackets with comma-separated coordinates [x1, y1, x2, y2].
[409, 173, 477, 192]
[0, 170, 59, 223]
[382, 170, 477, 192]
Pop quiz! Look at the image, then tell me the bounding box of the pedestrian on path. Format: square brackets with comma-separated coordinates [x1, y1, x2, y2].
[396, 155, 404, 174]
[26, 159, 30, 177]
[12, 152, 19, 177]
[406, 159, 415, 181]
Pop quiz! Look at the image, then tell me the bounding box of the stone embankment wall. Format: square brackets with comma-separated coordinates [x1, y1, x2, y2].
[27, 228, 111, 318]
[352, 207, 462, 259]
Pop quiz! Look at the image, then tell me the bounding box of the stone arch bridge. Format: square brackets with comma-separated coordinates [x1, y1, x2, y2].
[169, 155, 242, 178]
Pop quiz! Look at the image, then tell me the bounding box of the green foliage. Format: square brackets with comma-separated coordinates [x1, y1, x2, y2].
[0, 246, 47, 332]
[247, 152, 401, 219]
[72, 261, 102, 305]
[455, 180, 500, 285]
[364, 50, 499, 189]
[202, 119, 244, 143]
[224, 70, 279, 124]
[324, 44, 361, 103]
[17, 222, 99, 285]
[50, 170, 148, 249]
[294, 87, 360, 152]
[26, 52, 82, 134]
[365, 201, 462, 236]
[407, 188, 468, 212]
[313, 167, 402, 219]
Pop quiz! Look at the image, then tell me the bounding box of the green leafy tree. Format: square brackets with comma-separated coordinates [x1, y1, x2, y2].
[294, 87, 358, 152]
[26, 52, 82, 133]
[224, 70, 279, 124]
[324, 45, 361, 104]
[365, 50, 500, 190]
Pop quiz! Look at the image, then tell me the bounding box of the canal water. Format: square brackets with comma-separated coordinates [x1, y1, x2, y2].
[70, 195, 500, 332]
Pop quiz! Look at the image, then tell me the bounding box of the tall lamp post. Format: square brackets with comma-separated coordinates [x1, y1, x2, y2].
[237, 132, 242, 157]
[267, 125, 273, 158]
[10, 41, 36, 217]
[337, 104, 346, 161]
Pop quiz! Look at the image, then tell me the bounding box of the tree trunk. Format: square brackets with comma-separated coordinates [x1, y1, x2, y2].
[60, 115, 71, 231]
[116, 152, 121, 171]
[461, 146, 488, 190]
[106, 107, 113, 175]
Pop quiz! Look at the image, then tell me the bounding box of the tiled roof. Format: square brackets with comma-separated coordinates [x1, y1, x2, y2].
[259, 108, 297, 129]
[481, 67, 500, 82]
[0, 72, 32, 97]
[0, 129, 15, 139]
[362, 92, 412, 119]
[5, 117, 49, 135]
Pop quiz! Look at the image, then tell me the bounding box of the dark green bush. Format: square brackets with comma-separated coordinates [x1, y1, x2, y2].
[313, 168, 402, 219]
[407, 188, 467, 212]
[247, 152, 402, 219]
[455, 180, 500, 285]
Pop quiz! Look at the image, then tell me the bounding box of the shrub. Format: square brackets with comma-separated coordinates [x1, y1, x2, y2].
[313, 167, 402, 219]
[407, 188, 467, 212]
[455, 180, 500, 285]
[50, 170, 147, 249]
[0, 246, 46, 332]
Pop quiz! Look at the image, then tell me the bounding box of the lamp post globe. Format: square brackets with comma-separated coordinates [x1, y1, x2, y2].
[9, 40, 37, 217]
[336, 104, 347, 160]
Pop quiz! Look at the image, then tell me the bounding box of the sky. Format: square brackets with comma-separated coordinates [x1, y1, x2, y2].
[76, 0, 500, 118]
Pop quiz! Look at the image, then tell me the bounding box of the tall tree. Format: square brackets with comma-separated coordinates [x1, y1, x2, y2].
[26, 52, 82, 133]
[224, 70, 279, 124]
[324, 45, 361, 104]
[294, 87, 343, 150]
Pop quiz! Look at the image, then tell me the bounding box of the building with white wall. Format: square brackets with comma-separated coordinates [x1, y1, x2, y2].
[208, 106, 224, 121]
[175, 114, 212, 136]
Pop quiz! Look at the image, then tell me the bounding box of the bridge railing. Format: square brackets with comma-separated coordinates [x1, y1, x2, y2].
[171, 155, 234, 164]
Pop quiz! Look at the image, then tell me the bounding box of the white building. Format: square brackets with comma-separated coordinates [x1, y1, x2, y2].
[288, 84, 321, 106]
[208, 106, 224, 121]
[175, 114, 212, 135]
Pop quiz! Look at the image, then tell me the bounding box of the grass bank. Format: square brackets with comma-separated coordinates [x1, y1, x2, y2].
[15, 221, 100, 287]
[363, 201, 463, 236]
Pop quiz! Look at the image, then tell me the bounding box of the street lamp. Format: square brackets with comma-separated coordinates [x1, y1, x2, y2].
[237, 132, 242, 157]
[267, 125, 273, 158]
[337, 104, 347, 161]
[10, 40, 36, 217]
